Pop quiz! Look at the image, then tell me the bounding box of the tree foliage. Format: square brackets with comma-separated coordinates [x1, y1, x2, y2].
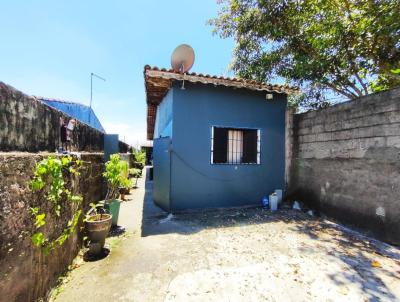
[210, 0, 400, 108]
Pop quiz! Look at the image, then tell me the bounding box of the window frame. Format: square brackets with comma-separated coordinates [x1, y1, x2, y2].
[210, 125, 261, 165]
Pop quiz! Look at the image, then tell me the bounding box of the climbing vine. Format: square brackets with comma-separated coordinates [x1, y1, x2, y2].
[30, 156, 83, 255]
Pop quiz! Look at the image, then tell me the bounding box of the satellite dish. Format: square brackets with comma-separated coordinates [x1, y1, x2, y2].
[171, 44, 195, 73]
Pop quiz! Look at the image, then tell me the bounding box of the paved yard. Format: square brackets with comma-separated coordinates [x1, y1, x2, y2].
[52, 170, 400, 302]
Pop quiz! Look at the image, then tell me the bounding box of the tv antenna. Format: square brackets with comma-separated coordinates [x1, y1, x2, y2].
[171, 44, 195, 89]
[89, 72, 106, 124]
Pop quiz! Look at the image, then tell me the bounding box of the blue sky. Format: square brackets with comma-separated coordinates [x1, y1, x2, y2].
[0, 0, 234, 146]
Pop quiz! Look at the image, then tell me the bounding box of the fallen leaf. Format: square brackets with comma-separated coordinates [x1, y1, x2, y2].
[371, 260, 381, 268]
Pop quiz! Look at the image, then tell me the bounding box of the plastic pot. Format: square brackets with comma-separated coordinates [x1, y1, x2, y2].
[104, 199, 121, 226]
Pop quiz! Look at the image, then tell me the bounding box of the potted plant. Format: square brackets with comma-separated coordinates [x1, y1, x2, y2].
[129, 168, 142, 188]
[102, 154, 130, 226]
[119, 179, 133, 200]
[85, 203, 112, 256]
[132, 149, 146, 175]
[118, 160, 132, 200]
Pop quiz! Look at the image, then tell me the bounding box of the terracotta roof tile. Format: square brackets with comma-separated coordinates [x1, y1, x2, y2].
[144, 65, 299, 140]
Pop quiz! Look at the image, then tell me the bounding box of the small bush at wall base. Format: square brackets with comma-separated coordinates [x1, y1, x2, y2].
[30, 155, 83, 255]
[103, 154, 131, 200]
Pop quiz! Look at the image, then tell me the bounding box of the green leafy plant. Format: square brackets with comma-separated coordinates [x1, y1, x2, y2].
[103, 154, 131, 200]
[30, 156, 83, 254]
[132, 149, 146, 166]
[132, 149, 146, 181]
[84, 202, 107, 222]
[370, 68, 400, 93]
[129, 168, 142, 188]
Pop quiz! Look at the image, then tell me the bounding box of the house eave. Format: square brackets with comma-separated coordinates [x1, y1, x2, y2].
[144, 65, 299, 140]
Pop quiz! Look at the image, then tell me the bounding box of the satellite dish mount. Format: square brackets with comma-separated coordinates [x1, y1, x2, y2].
[171, 44, 195, 89]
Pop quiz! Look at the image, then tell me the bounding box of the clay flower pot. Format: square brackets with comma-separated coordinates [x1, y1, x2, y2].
[85, 213, 112, 255]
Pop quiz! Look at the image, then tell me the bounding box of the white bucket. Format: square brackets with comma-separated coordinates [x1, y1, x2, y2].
[269, 194, 278, 211]
[274, 189, 283, 204]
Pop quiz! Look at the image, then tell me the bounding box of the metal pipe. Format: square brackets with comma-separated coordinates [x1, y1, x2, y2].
[89, 72, 106, 124]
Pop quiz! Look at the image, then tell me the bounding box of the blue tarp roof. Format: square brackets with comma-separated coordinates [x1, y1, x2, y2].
[38, 98, 105, 133]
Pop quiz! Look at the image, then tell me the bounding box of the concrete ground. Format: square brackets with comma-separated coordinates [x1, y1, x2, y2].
[52, 169, 400, 302]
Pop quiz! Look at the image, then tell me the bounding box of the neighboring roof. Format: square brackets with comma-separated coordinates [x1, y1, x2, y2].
[36, 97, 106, 133]
[144, 65, 299, 140]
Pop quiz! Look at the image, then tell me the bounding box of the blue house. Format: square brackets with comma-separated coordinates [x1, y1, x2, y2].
[38, 97, 105, 133]
[144, 65, 297, 212]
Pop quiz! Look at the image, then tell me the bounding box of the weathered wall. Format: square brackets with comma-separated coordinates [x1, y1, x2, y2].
[0, 152, 105, 302]
[285, 107, 295, 189]
[0, 82, 104, 152]
[288, 88, 400, 245]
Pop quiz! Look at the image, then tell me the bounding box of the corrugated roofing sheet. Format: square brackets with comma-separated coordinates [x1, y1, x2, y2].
[37, 97, 105, 133]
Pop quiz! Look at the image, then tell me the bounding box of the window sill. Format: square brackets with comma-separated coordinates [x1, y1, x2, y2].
[211, 163, 260, 166]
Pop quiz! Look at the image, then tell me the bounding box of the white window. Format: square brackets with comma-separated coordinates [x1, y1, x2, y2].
[227, 129, 243, 164]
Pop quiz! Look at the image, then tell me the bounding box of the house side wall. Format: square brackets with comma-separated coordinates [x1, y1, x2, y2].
[153, 137, 171, 211]
[152, 89, 174, 210]
[170, 83, 287, 210]
[288, 88, 400, 245]
[154, 89, 173, 138]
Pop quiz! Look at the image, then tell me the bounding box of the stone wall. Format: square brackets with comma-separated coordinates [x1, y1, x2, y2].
[288, 88, 400, 245]
[0, 82, 104, 152]
[0, 152, 105, 302]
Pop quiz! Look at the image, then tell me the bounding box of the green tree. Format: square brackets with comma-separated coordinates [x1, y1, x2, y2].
[210, 0, 400, 108]
[132, 149, 146, 166]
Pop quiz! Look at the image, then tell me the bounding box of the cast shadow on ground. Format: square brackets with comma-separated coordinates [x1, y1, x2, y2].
[292, 220, 400, 302]
[107, 225, 126, 237]
[140, 171, 304, 237]
[83, 248, 110, 262]
[140, 168, 400, 300]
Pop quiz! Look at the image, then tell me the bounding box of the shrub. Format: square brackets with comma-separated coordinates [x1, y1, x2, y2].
[103, 154, 131, 200]
[30, 156, 83, 254]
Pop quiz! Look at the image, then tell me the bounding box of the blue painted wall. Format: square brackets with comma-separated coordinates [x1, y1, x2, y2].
[153, 82, 287, 211]
[153, 137, 171, 210]
[154, 90, 173, 138]
[104, 134, 119, 161]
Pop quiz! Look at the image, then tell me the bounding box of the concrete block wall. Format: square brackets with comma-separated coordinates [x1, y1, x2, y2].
[0, 153, 105, 302]
[288, 88, 400, 245]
